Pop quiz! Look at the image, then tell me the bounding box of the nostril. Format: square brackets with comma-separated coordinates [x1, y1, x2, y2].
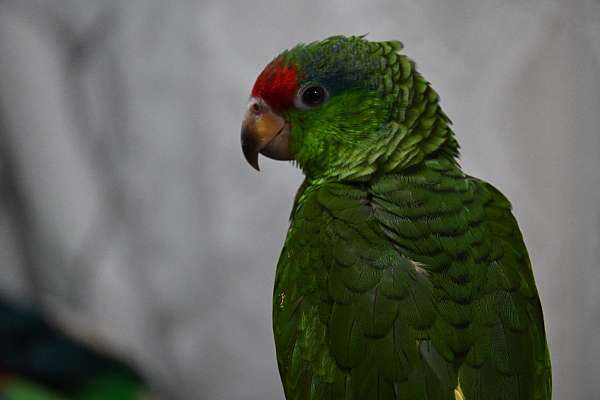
[250, 102, 261, 114]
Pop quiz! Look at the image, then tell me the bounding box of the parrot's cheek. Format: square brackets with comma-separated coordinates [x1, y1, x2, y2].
[241, 97, 294, 170]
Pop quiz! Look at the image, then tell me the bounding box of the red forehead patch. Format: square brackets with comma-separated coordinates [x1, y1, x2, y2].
[251, 57, 299, 112]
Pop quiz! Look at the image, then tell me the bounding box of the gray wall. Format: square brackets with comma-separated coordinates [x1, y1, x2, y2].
[0, 0, 598, 398]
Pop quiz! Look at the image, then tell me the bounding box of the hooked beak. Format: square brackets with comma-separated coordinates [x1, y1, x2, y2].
[241, 97, 293, 170]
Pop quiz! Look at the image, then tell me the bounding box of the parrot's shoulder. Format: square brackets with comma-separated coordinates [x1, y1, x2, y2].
[369, 160, 551, 400]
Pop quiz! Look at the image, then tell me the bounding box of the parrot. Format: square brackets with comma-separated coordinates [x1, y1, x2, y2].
[241, 35, 551, 400]
[0, 297, 154, 400]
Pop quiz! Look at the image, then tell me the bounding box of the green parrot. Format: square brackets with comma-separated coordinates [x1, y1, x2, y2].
[241, 36, 551, 400]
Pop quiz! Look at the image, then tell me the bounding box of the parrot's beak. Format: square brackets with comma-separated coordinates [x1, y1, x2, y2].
[241, 97, 292, 171]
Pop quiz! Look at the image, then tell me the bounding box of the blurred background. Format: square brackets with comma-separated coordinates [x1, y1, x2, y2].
[0, 0, 598, 398]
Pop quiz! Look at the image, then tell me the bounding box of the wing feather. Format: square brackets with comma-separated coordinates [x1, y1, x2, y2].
[274, 159, 550, 399]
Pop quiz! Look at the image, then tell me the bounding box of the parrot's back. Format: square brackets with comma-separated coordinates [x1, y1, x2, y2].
[273, 159, 551, 400]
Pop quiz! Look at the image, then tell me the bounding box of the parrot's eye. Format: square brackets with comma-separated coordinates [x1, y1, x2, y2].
[296, 84, 328, 109]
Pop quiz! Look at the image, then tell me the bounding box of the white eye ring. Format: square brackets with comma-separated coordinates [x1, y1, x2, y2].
[294, 83, 329, 110]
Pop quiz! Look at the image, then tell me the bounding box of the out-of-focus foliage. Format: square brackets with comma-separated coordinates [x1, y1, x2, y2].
[0, 297, 152, 399]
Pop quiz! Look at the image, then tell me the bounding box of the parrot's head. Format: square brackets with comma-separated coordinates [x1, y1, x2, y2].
[241, 35, 458, 180]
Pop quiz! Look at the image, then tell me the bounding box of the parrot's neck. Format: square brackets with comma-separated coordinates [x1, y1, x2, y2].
[305, 104, 460, 183]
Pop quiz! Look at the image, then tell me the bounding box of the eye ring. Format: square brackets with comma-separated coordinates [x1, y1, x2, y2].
[295, 83, 329, 110]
